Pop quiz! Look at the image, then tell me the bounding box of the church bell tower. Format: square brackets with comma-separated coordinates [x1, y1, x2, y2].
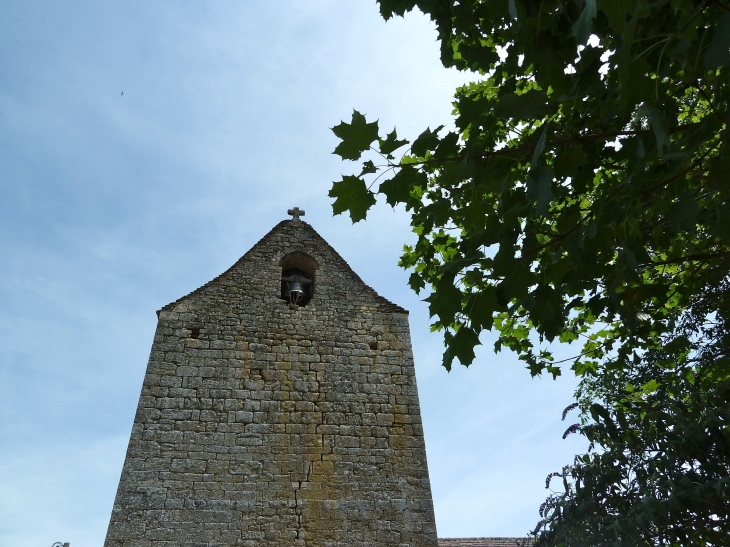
[104, 212, 439, 546]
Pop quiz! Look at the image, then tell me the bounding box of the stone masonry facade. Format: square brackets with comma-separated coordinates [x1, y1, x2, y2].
[104, 219, 439, 547]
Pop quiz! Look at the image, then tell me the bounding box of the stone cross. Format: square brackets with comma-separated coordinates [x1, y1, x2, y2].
[287, 207, 305, 223]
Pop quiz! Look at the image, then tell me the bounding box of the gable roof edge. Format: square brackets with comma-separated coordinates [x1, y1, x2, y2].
[157, 220, 408, 316]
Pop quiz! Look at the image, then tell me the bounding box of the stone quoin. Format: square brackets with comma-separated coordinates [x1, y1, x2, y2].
[104, 215, 439, 546]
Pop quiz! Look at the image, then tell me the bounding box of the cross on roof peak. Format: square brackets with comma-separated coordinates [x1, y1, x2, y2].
[287, 207, 305, 223]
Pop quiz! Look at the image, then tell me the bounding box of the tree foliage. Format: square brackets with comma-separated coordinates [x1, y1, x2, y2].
[536, 281, 730, 545]
[329, 0, 730, 378]
[328, 0, 730, 543]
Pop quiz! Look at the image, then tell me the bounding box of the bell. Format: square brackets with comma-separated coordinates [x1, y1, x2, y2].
[282, 271, 312, 306]
[288, 280, 305, 302]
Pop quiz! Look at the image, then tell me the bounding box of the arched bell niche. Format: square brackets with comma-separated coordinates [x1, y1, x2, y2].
[279, 251, 318, 306]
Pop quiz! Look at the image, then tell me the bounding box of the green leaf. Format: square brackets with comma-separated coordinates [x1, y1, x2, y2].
[378, 166, 426, 206]
[554, 146, 588, 178]
[359, 160, 377, 176]
[328, 175, 377, 222]
[703, 12, 730, 71]
[378, 0, 416, 20]
[572, 0, 597, 44]
[331, 110, 380, 161]
[590, 402, 612, 424]
[620, 245, 638, 271]
[639, 106, 671, 157]
[424, 274, 463, 326]
[436, 256, 481, 276]
[455, 92, 490, 130]
[598, 0, 634, 33]
[494, 90, 554, 120]
[669, 189, 701, 233]
[378, 129, 409, 155]
[408, 271, 426, 293]
[641, 379, 660, 394]
[536, 167, 554, 216]
[443, 326, 481, 369]
[411, 126, 444, 157]
[616, 15, 640, 115]
[467, 287, 500, 331]
[434, 131, 460, 159]
[531, 124, 549, 165]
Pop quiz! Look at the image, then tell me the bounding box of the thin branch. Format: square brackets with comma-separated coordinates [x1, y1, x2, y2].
[381, 130, 655, 169]
[365, 166, 396, 192]
[644, 252, 730, 267]
[546, 340, 610, 366]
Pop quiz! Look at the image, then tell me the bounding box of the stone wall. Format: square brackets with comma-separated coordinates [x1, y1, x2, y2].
[104, 219, 438, 547]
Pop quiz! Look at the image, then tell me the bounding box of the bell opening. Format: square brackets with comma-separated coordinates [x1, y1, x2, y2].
[279, 252, 318, 307]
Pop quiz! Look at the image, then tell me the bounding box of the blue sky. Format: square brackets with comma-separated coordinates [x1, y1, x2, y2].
[0, 2, 585, 544]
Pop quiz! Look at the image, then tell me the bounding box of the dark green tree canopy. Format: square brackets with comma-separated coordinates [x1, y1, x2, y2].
[536, 281, 730, 545]
[329, 1, 730, 543]
[330, 1, 730, 544]
[329, 0, 730, 378]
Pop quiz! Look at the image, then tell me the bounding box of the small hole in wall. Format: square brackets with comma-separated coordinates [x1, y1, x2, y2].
[369, 341, 378, 350]
[190, 328, 200, 339]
